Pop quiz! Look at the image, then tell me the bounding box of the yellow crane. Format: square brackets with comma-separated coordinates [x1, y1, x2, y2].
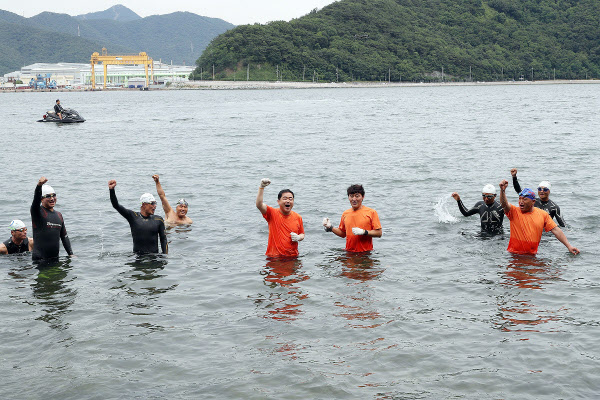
[90, 48, 154, 89]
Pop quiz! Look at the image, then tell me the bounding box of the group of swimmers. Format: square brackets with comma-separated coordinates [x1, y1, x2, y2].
[2, 169, 579, 262]
[451, 168, 578, 255]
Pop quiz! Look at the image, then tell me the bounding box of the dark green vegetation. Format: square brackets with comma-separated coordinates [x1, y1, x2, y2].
[0, 6, 234, 75]
[193, 0, 600, 82]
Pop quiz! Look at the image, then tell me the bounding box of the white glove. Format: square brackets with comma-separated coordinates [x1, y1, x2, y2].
[260, 178, 271, 188]
[352, 227, 366, 236]
[322, 217, 332, 231]
[290, 232, 300, 242]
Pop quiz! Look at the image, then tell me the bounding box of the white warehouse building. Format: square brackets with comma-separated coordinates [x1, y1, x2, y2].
[4, 61, 195, 87]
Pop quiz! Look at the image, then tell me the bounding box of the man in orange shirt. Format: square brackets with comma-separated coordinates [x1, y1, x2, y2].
[322, 184, 382, 252]
[499, 180, 578, 255]
[256, 178, 304, 257]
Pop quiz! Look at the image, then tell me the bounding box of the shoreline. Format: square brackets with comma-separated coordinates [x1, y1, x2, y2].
[2, 79, 598, 92]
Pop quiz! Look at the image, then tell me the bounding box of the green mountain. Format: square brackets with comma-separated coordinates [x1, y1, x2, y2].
[0, 7, 235, 75]
[193, 0, 600, 82]
[75, 4, 141, 22]
[0, 17, 132, 74]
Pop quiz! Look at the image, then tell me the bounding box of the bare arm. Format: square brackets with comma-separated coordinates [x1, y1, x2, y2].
[499, 180, 511, 214]
[153, 175, 174, 219]
[255, 178, 270, 214]
[365, 228, 383, 238]
[0, 243, 7, 254]
[28, 237, 34, 251]
[550, 226, 579, 255]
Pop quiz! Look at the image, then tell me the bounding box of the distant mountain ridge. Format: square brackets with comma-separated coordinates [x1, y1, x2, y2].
[0, 5, 235, 75]
[76, 4, 141, 22]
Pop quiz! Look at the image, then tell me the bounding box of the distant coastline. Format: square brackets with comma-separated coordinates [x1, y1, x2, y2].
[2, 79, 599, 93]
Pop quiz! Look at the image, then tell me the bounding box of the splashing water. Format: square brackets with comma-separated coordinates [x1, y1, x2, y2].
[434, 193, 459, 223]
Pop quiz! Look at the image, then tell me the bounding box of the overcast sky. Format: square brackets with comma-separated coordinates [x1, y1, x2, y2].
[3, 0, 339, 25]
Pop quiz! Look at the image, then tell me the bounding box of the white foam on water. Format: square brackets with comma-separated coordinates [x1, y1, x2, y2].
[434, 193, 459, 223]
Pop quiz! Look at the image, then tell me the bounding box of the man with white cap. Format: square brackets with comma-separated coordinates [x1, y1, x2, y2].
[0, 220, 34, 254]
[451, 184, 504, 234]
[511, 168, 565, 227]
[152, 175, 192, 226]
[30, 177, 74, 262]
[108, 179, 168, 254]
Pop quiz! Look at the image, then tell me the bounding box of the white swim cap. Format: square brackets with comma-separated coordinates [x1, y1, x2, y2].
[140, 193, 156, 204]
[482, 184, 496, 194]
[9, 220, 26, 231]
[176, 198, 188, 207]
[538, 181, 552, 190]
[41, 184, 55, 196]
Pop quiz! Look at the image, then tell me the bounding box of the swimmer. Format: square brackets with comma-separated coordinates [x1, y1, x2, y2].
[108, 179, 168, 254]
[30, 177, 74, 261]
[511, 168, 565, 226]
[54, 99, 64, 120]
[152, 175, 192, 225]
[256, 178, 304, 257]
[451, 184, 504, 234]
[323, 184, 382, 252]
[0, 220, 34, 254]
[499, 180, 578, 255]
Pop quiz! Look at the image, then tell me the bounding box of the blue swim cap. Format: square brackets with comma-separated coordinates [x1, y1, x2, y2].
[519, 188, 536, 200]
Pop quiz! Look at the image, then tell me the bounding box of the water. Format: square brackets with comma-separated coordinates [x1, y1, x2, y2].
[1, 84, 599, 399]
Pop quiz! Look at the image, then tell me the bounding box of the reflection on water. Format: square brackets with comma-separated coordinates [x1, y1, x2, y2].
[31, 259, 76, 330]
[255, 257, 309, 322]
[333, 252, 387, 329]
[495, 254, 566, 332]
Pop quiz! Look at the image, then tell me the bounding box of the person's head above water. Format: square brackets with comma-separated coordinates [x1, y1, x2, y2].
[140, 193, 157, 216]
[41, 184, 57, 210]
[175, 198, 188, 217]
[518, 188, 536, 213]
[9, 220, 27, 243]
[482, 184, 497, 205]
[537, 180, 551, 202]
[347, 184, 365, 210]
[277, 189, 294, 215]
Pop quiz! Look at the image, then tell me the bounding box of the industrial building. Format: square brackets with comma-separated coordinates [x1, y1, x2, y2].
[3, 61, 195, 87]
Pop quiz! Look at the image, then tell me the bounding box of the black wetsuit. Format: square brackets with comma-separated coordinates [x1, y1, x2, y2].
[456, 199, 504, 234]
[110, 189, 167, 254]
[3, 237, 29, 254]
[54, 103, 63, 114]
[30, 185, 73, 261]
[513, 176, 565, 227]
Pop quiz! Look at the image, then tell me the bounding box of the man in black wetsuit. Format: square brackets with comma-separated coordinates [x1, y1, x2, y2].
[54, 99, 64, 120]
[30, 177, 74, 262]
[451, 184, 504, 234]
[510, 168, 565, 227]
[108, 179, 168, 254]
[0, 220, 34, 254]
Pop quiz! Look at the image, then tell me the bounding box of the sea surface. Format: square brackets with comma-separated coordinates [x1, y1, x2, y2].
[1, 84, 599, 399]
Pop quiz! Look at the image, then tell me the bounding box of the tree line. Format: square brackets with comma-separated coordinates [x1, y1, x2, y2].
[192, 0, 600, 82]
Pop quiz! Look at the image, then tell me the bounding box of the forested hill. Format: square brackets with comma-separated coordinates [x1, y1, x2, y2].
[193, 0, 600, 82]
[0, 7, 234, 75]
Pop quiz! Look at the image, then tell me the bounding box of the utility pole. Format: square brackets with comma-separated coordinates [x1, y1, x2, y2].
[553, 68, 556, 80]
[200, 67, 203, 81]
[276, 65, 279, 81]
[441, 66, 444, 82]
[389, 68, 391, 83]
[336, 67, 339, 83]
[501, 67, 503, 81]
[531, 67, 534, 81]
[469, 66, 472, 82]
[212, 65, 215, 80]
[247, 64, 249, 81]
[303, 65, 306, 81]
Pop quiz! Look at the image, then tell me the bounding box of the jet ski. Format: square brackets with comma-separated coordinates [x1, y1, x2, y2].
[38, 108, 85, 123]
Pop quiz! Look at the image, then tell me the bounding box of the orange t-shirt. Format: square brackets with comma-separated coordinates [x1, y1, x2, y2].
[263, 206, 304, 257]
[506, 205, 557, 254]
[339, 206, 381, 252]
